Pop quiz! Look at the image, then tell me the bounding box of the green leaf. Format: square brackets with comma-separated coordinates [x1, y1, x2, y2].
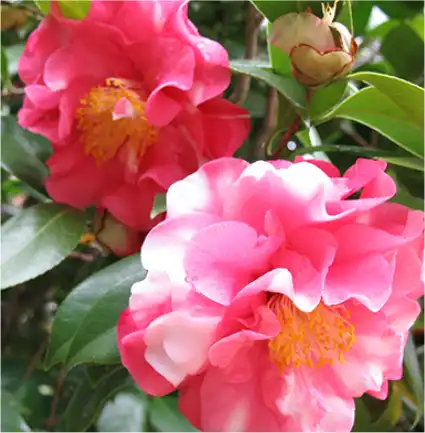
[45, 254, 146, 369]
[1, 392, 31, 432]
[149, 396, 198, 432]
[1, 124, 48, 194]
[267, 21, 291, 76]
[151, 193, 166, 219]
[230, 60, 306, 109]
[1, 46, 9, 85]
[57, 0, 91, 20]
[1, 203, 85, 290]
[85, 365, 122, 388]
[250, 0, 321, 22]
[97, 390, 148, 432]
[337, 0, 372, 37]
[403, 333, 424, 426]
[1, 116, 52, 164]
[308, 81, 347, 122]
[348, 71, 424, 125]
[380, 23, 424, 82]
[344, 0, 354, 35]
[320, 86, 424, 158]
[292, 144, 424, 171]
[353, 382, 402, 432]
[410, 14, 424, 40]
[392, 188, 425, 211]
[34, 0, 51, 15]
[377, 1, 423, 20]
[4, 44, 24, 77]
[64, 368, 130, 432]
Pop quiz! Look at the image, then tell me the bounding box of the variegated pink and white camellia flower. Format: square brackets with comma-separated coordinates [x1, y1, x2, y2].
[270, 1, 358, 87]
[118, 157, 424, 432]
[18, 0, 250, 232]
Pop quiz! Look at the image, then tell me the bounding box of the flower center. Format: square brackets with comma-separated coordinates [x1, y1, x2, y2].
[267, 294, 355, 371]
[76, 78, 158, 166]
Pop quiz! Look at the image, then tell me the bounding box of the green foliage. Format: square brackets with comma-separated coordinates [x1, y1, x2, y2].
[149, 397, 198, 432]
[34, 0, 51, 15]
[230, 60, 306, 109]
[57, 0, 91, 20]
[1, 0, 424, 432]
[1, 203, 85, 290]
[45, 254, 146, 369]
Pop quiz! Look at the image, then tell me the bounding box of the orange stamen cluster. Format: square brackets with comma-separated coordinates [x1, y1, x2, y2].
[76, 78, 158, 166]
[267, 294, 355, 371]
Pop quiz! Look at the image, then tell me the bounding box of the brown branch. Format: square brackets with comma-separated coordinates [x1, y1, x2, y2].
[252, 87, 279, 159]
[229, 2, 262, 105]
[341, 121, 374, 148]
[23, 338, 48, 381]
[45, 366, 66, 430]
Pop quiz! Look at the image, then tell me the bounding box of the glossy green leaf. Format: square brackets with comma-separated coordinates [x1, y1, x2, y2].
[85, 365, 122, 388]
[292, 144, 424, 171]
[151, 193, 166, 219]
[345, 0, 354, 34]
[410, 14, 424, 40]
[392, 188, 425, 210]
[230, 60, 306, 109]
[64, 368, 130, 432]
[57, 0, 90, 20]
[337, 0, 372, 36]
[4, 44, 24, 77]
[267, 21, 291, 76]
[250, 0, 321, 22]
[149, 396, 198, 432]
[353, 383, 402, 432]
[403, 334, 424, 426]
[377, 1, 423, 20]
[308, 81, 347, 121]
[1, 392, 31, 432]
[1, 124, 48, 193]
[348, 71, 424, 125]
[1, 204, 85, 290]
[1, 46, 9, 85]
[381, 23, 424, 82]
[45, 254, 146, 369]
[34, 0, 51, 14]
[320, 86, 424, 158]
[1, 116, 52, 164]
[97, 390, 148, 432]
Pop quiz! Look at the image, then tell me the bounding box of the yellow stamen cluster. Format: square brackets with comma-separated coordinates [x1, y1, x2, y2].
[267, 294, 355, 371]
[76, 78, 158, 166]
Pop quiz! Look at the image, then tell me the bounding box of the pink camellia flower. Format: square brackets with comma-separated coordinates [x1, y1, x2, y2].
[18, 0, 250, 232]
[118, 157, 424, 432]
[270, 1, 358, 87]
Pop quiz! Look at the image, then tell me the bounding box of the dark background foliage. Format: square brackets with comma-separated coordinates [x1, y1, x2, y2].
[1, 1, 424, 431]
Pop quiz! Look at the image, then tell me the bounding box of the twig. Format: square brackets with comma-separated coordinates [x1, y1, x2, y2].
[341, 121, 373, 148]
[229, 3, 262, 105]
[370, 129, 379, 148]
[272, 115, 301, 159]
[252, 87, 278, 159]
[45, 366, 66, 430]
[23, 338, 48, 381]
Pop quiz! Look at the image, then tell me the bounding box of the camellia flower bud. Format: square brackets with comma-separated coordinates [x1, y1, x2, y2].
[270, 0, 357, 87]
[93, 212, 143, 257]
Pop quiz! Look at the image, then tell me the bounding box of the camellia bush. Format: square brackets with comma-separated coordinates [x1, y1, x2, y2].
[1, 0, 424, 431]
